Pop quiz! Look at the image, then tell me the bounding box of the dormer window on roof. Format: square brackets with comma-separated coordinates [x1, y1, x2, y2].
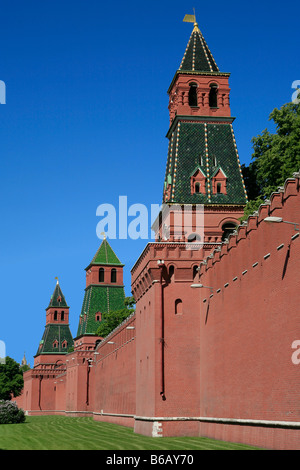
[212, 168, 227, 195]
[190, 167, 206, 195]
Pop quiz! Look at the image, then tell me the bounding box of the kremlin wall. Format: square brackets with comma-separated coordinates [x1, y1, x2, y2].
[15, 19, 300, 450]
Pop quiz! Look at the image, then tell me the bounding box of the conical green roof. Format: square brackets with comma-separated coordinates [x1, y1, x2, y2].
[76, 284, 126, 336]
[36, 324, 73, 355]
[179, 23, 219, 73]
[36, 281, 73, 356]
[47, 281, 68, 308]
[77, 239, 126, 336]
[88, 239, 123, 267]
[163, 120, 248, 205]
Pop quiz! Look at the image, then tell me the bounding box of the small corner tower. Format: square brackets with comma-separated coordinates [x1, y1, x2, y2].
[76, 238, 126, 337]
[35, 279, 73, 359]
[158, 15, 248, 244]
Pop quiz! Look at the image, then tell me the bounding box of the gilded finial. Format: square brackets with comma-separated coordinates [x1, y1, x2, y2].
[101, 232, 107, 240]
[183, 9, 199, 32]
[55, 276, 59, 285]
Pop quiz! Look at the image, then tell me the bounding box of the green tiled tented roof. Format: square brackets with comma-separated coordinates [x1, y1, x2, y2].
[76, 284, 125, 336]
[36, 324, 73, 355]
[179, 23, 219, 73]
[164, 120, 247, 205]
[89, 239, 123, 267]
[47, 282, 68, 308]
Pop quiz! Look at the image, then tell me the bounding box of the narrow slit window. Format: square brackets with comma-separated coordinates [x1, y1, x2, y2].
[169, 265, 175, 282]
[189, 84, 198, 107]
[99, 268, 104, 283]
[175, 299, 183, 315]
[111, 268, 117, 283]
[209, 84, 218, 108]
[193, 265, 199, 279]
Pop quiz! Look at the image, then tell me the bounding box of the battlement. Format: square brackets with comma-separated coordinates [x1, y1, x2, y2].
[198, 171, 300, 275]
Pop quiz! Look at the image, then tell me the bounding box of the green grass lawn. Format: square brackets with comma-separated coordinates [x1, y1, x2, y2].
[0, 415, 260, 450]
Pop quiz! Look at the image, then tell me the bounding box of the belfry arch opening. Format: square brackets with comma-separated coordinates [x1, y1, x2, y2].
[209, 83, 218, 108]
[111, 268, 117, 283]
[189, 83, 198, 107]
[222, 222, 237, 241]
[99, 268, 104, 283]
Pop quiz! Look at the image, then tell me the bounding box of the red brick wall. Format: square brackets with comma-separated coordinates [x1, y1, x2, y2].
[132, 244, 204, 436]
[197, 177, 300, 448]
[17, 174, 300, 449]
[93, 315, 136, 427]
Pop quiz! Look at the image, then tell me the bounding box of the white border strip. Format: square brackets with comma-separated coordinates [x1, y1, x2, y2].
[25, 410, 300, 429]
[134, 416, 300, 428]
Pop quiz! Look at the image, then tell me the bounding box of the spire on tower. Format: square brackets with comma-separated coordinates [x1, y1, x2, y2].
[179, 13, 219, 73]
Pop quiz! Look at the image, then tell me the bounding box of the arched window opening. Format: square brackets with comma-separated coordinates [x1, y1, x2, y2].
[217, 183, 222, 193]
[222, 223, 237, 241]
[99, 268, 104, 283]
[193, 265, 199, 280]
[111, 268, 117, 283]
[189, 83, 198, 107]
[187, 232, 201, 243]
[61, 311, 64, 321]
[95, 312, 102, 322]
[54, 311, 58, 321]
[175, 299, 183, 315]
[169, 265, 175, 282]
[195, 182, 200, 193]
[209, 84, 218, 108]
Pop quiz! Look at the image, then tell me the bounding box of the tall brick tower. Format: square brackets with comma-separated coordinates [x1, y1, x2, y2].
[76, 238, 126, 337]
[154, 17, 248, 244]
[132, 16, 249, 437]
[35, 279, 73, 359]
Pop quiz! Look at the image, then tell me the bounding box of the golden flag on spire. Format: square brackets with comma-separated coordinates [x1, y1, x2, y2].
[183, 14, 196, 23]
[183, 8, 196, 23]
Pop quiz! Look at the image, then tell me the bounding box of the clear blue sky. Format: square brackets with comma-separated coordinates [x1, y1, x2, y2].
[0, 0, 298, 365]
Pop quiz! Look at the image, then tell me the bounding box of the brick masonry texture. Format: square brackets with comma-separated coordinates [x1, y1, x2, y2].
[16, 173, 300, 449]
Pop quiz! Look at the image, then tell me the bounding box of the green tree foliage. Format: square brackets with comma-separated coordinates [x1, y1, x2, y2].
[96, 296, 135, 338]
[0, 400, 25, 424]
[20, 364, 30, 373]
[242, 99, 300, 220]
[0, 357, 24, 400]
